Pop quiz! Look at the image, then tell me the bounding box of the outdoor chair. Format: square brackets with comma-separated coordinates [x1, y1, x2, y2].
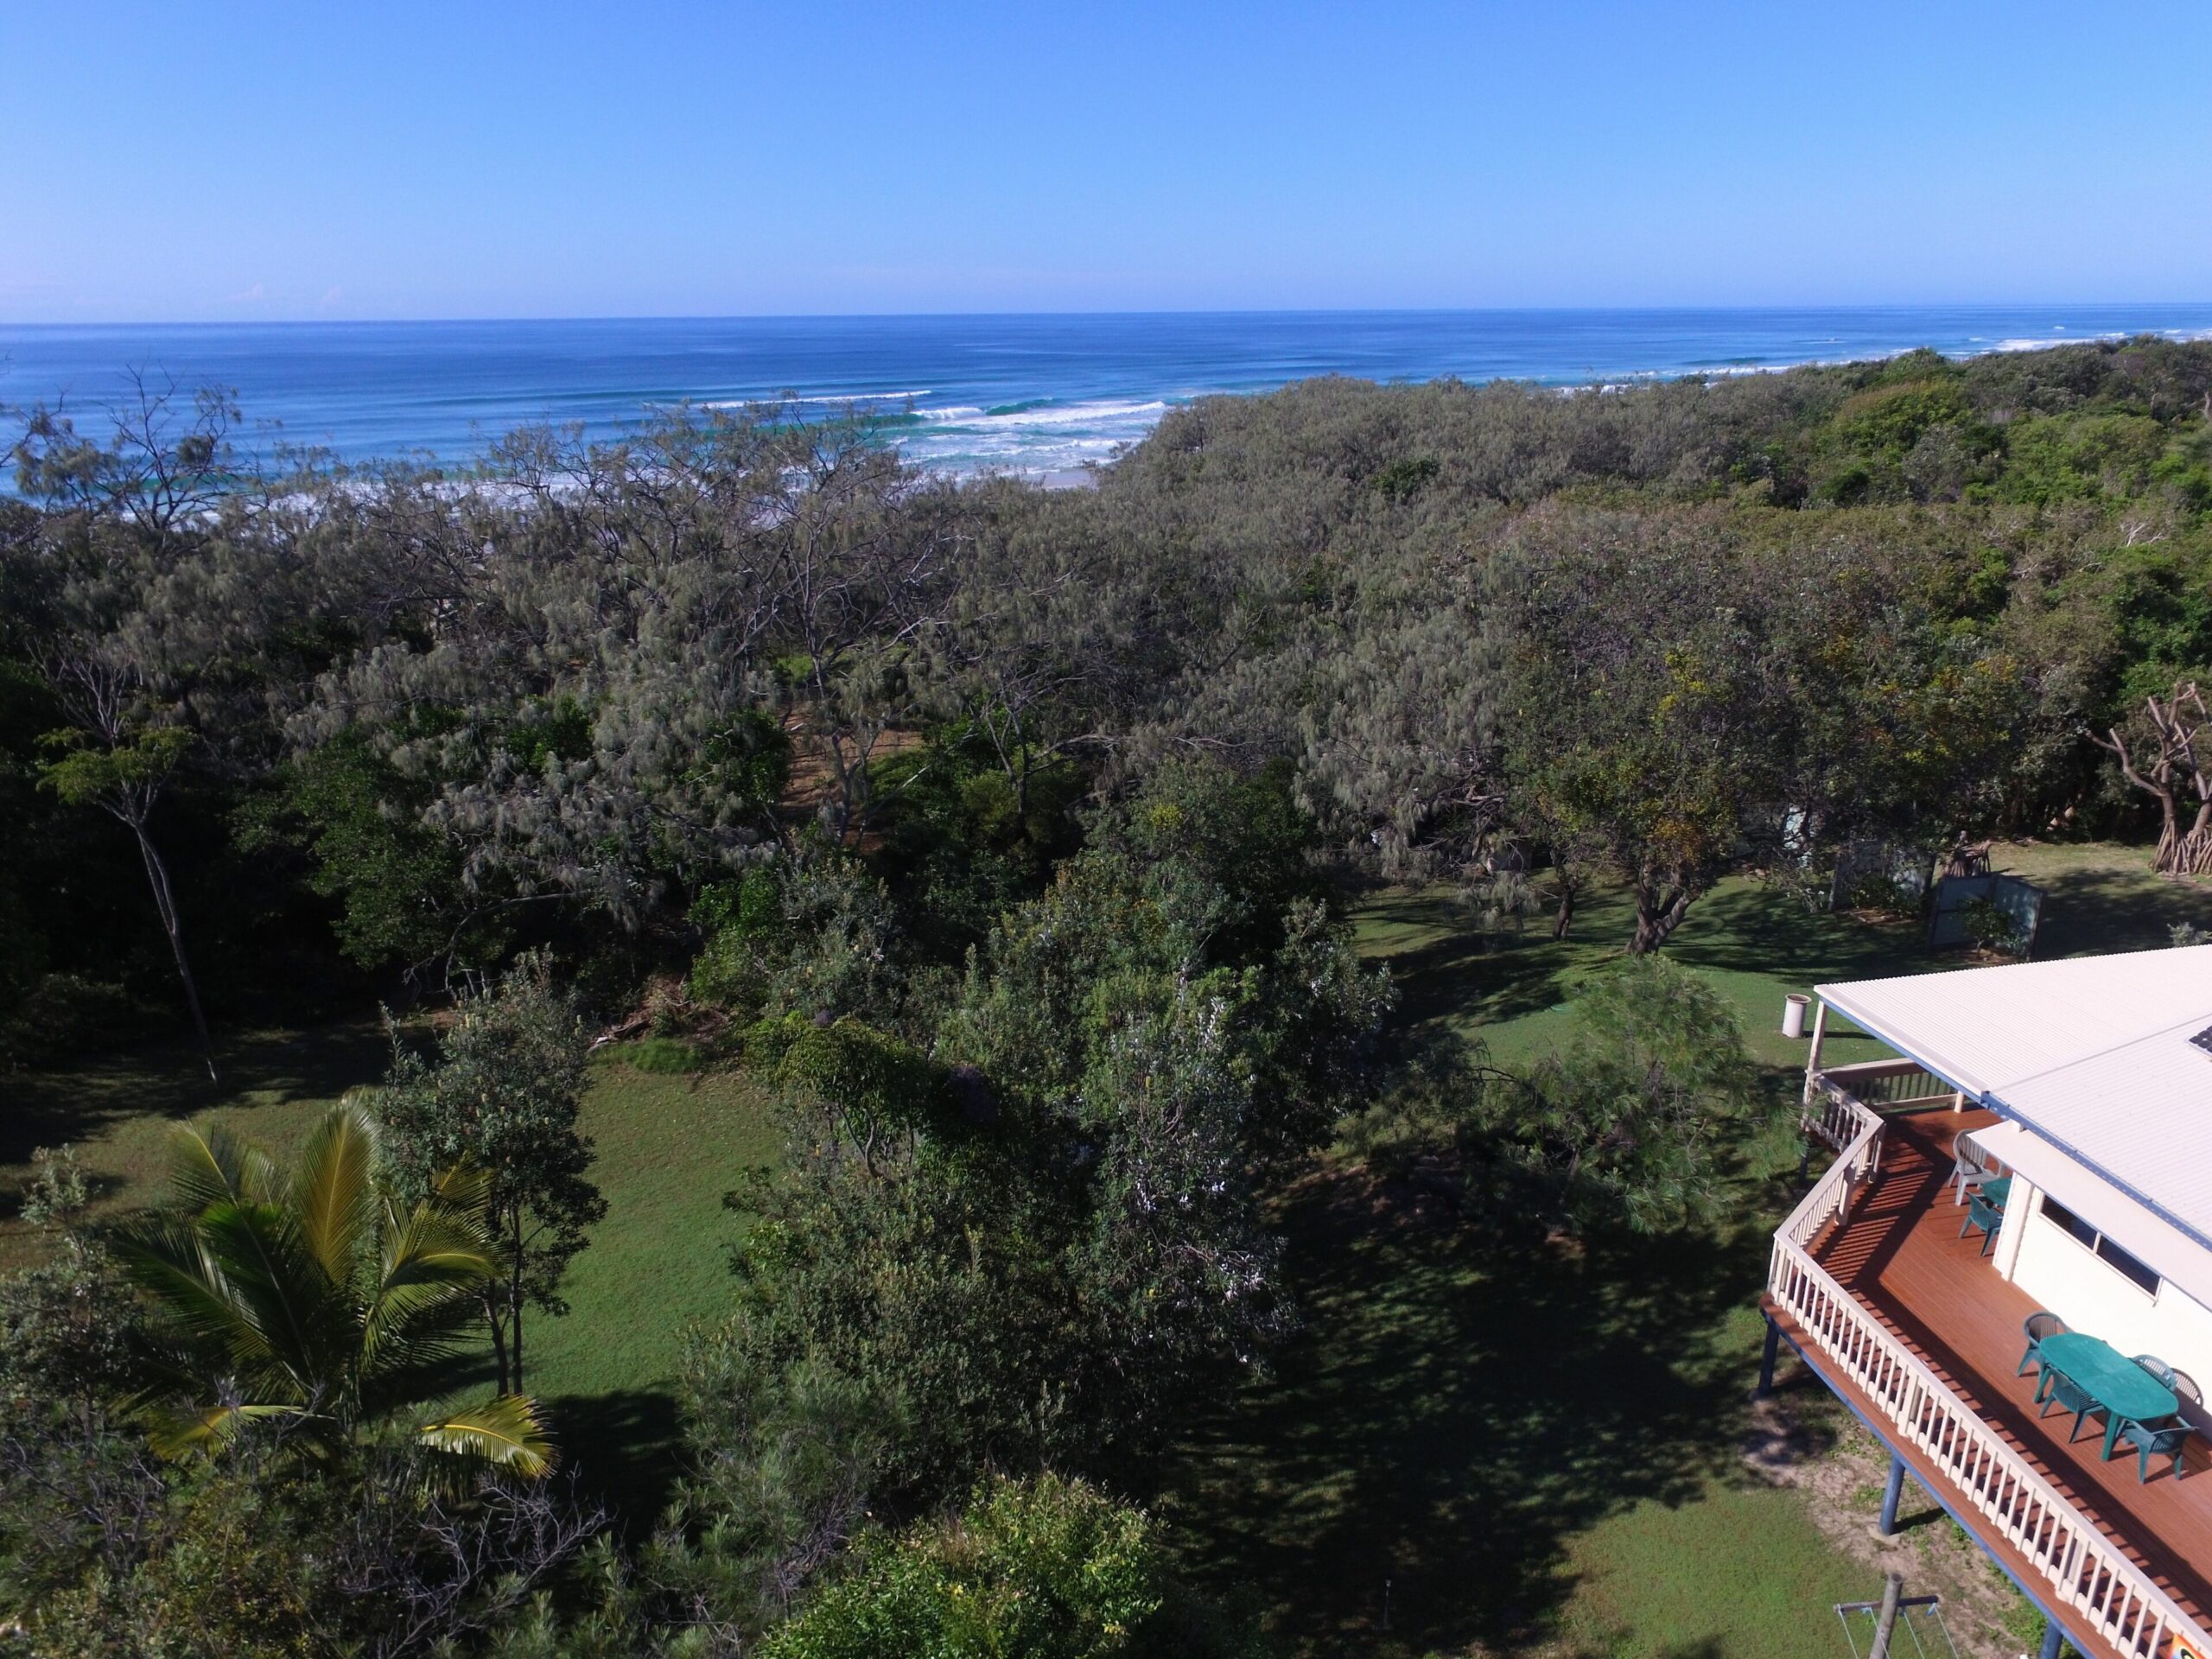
[2129, 1357, 2204, 1404]
[2038, 1369, 2106, 1445]
[1952, 1133, 1997, 1206]
[1960, 1191, 2002, 1255]
[2018, 1313, 2067, 1377]
[2115, 1415, 2193, 1484]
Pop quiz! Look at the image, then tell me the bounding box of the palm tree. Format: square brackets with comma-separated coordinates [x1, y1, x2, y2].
[115, 1101, 556, 1474]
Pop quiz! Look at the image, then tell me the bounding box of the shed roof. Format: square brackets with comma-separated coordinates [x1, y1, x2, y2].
[1818, 945, 2212, 1254]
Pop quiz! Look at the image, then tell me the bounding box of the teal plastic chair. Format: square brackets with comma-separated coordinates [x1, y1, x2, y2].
[2018, 1312, 2066, 1377]
[1961, 1192, 2002, 1255]
[2133, 1355, 2204, 1408]
[2038, 1370, 2104, 1444]
[2115, 1415, 2192, 1483]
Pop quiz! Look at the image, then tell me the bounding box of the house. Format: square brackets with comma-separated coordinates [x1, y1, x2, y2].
[1765, 946, 2212, 1659]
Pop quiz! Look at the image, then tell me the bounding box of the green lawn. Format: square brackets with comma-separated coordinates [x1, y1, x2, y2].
[6, 841, 2203, 1654]
[525, 1060, 780, 1518]
[3, 1025, 782, 1519]
[3, 1020, 391, 1272]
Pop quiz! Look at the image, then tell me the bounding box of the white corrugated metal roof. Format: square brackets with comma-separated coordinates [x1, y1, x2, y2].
[1976, 1118, 2212, 1311]
[1818, 944, 2212, 1254]
[1818, 945, 2212, 1099]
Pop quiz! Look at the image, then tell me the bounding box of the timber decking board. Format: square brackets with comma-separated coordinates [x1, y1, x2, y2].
[1766, 1109, 2212, 1659]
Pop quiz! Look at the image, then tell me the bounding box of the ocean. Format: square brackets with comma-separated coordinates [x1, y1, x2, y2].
[3, 307, 2209, 480]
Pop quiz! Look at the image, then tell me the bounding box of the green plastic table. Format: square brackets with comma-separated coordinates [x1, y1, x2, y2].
[2037, 1332, 2179, 1459]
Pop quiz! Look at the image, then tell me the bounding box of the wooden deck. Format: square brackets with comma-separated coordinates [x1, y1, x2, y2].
[1765, 1109, 2212, 1655]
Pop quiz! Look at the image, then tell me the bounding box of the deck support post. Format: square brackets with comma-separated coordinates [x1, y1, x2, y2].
[1878, 1452, 1907, 1536]
[1802, 998, 1828, 1109]
[1757, 1317, 1782, 1397]
[2037, 1619, 2064, 1659]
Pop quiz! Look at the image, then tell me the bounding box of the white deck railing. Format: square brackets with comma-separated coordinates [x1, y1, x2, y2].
[1773, 1084, 2212, 1659]
[1812, 1057, 1961, 1113]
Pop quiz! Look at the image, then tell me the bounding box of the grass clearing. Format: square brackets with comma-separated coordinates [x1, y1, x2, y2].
[3, 1024, 782, 1519]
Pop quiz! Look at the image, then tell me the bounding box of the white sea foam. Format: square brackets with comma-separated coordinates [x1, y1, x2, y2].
[1988, 327, 2212, 353]
[931, 397, 1168, 429]
[700, 389, 936, 410]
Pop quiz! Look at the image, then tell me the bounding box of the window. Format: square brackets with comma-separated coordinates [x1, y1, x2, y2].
[2041, 1197, 2162, 1296]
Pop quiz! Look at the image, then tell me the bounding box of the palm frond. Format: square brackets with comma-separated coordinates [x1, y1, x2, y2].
[113, 1211, 280, 1369]
[429, 1160, 492, 1217]
[139, 1398, 305, 1462]
[415, 1394, 556, 1477]
[190, 1198, 352, 1400]
[292, 1101, 379, 1287]
[361, 1199, 503, 1377]
[168, 1118, 279, 1212]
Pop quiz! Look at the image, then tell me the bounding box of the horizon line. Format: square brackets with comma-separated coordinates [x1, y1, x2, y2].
[7, 299, 2212, 331]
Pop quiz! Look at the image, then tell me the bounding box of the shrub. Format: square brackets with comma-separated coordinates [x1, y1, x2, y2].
[0, 973, 140, 1066]
[764, 1473, 1164, 1659]
[690, 856, 906, 1031]
[625, 1036, 706, 1074]
[1960, 894, 2028, 958]
[1840, 871, 1922, 918]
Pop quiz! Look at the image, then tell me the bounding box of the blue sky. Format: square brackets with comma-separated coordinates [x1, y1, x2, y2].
[3, 0, 2207, 321]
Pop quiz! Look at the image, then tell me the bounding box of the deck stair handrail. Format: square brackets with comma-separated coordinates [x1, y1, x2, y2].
[1773, 1084, 2212, 1659]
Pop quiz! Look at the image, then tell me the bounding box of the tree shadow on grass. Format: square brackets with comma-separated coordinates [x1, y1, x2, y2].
[2015, 858, 2212, 957]
[3, 1020, 391, 1170]
[548, 1388, 687, 1535]
[1359, 887, 1641, 1039]
[1664, 884, 1926, 985]
[1160, 1166, 1777, 1659]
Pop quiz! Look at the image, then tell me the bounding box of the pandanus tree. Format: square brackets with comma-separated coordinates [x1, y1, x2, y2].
[114, 1102, 556, 1475]
[2094, 681, 2212, 875]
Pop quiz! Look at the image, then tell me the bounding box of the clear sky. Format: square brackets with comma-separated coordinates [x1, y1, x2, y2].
[3, 0, 2207, 321]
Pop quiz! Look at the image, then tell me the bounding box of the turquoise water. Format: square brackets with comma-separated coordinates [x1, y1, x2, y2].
[3, 307, 2209, 477]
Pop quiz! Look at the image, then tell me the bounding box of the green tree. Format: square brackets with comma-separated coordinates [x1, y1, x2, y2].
[7, 383, 260, 1083]
[115, 1103, 555, 1473]
[1481, 957, 1764, 1232]
[37, 722, 216, 1076]
[0, 1148, 166, 1621]
[376, 953, 604, 1393]
[1489, 508, 1794, 954]
[232, 724, 480, 982]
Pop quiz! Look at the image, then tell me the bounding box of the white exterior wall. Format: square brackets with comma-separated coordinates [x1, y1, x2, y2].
[2004, 1179, 2212, 1429]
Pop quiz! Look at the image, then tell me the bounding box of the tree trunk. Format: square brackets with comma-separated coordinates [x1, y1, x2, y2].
[130, 819, 217, 1084]
[1627, 879, 1695, 955]
[510, 1211, 526, 1394]
[2174, 794, 2212, 875]
[483, 1287, 512, 1395]
[1551, 883, 1576, 940]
